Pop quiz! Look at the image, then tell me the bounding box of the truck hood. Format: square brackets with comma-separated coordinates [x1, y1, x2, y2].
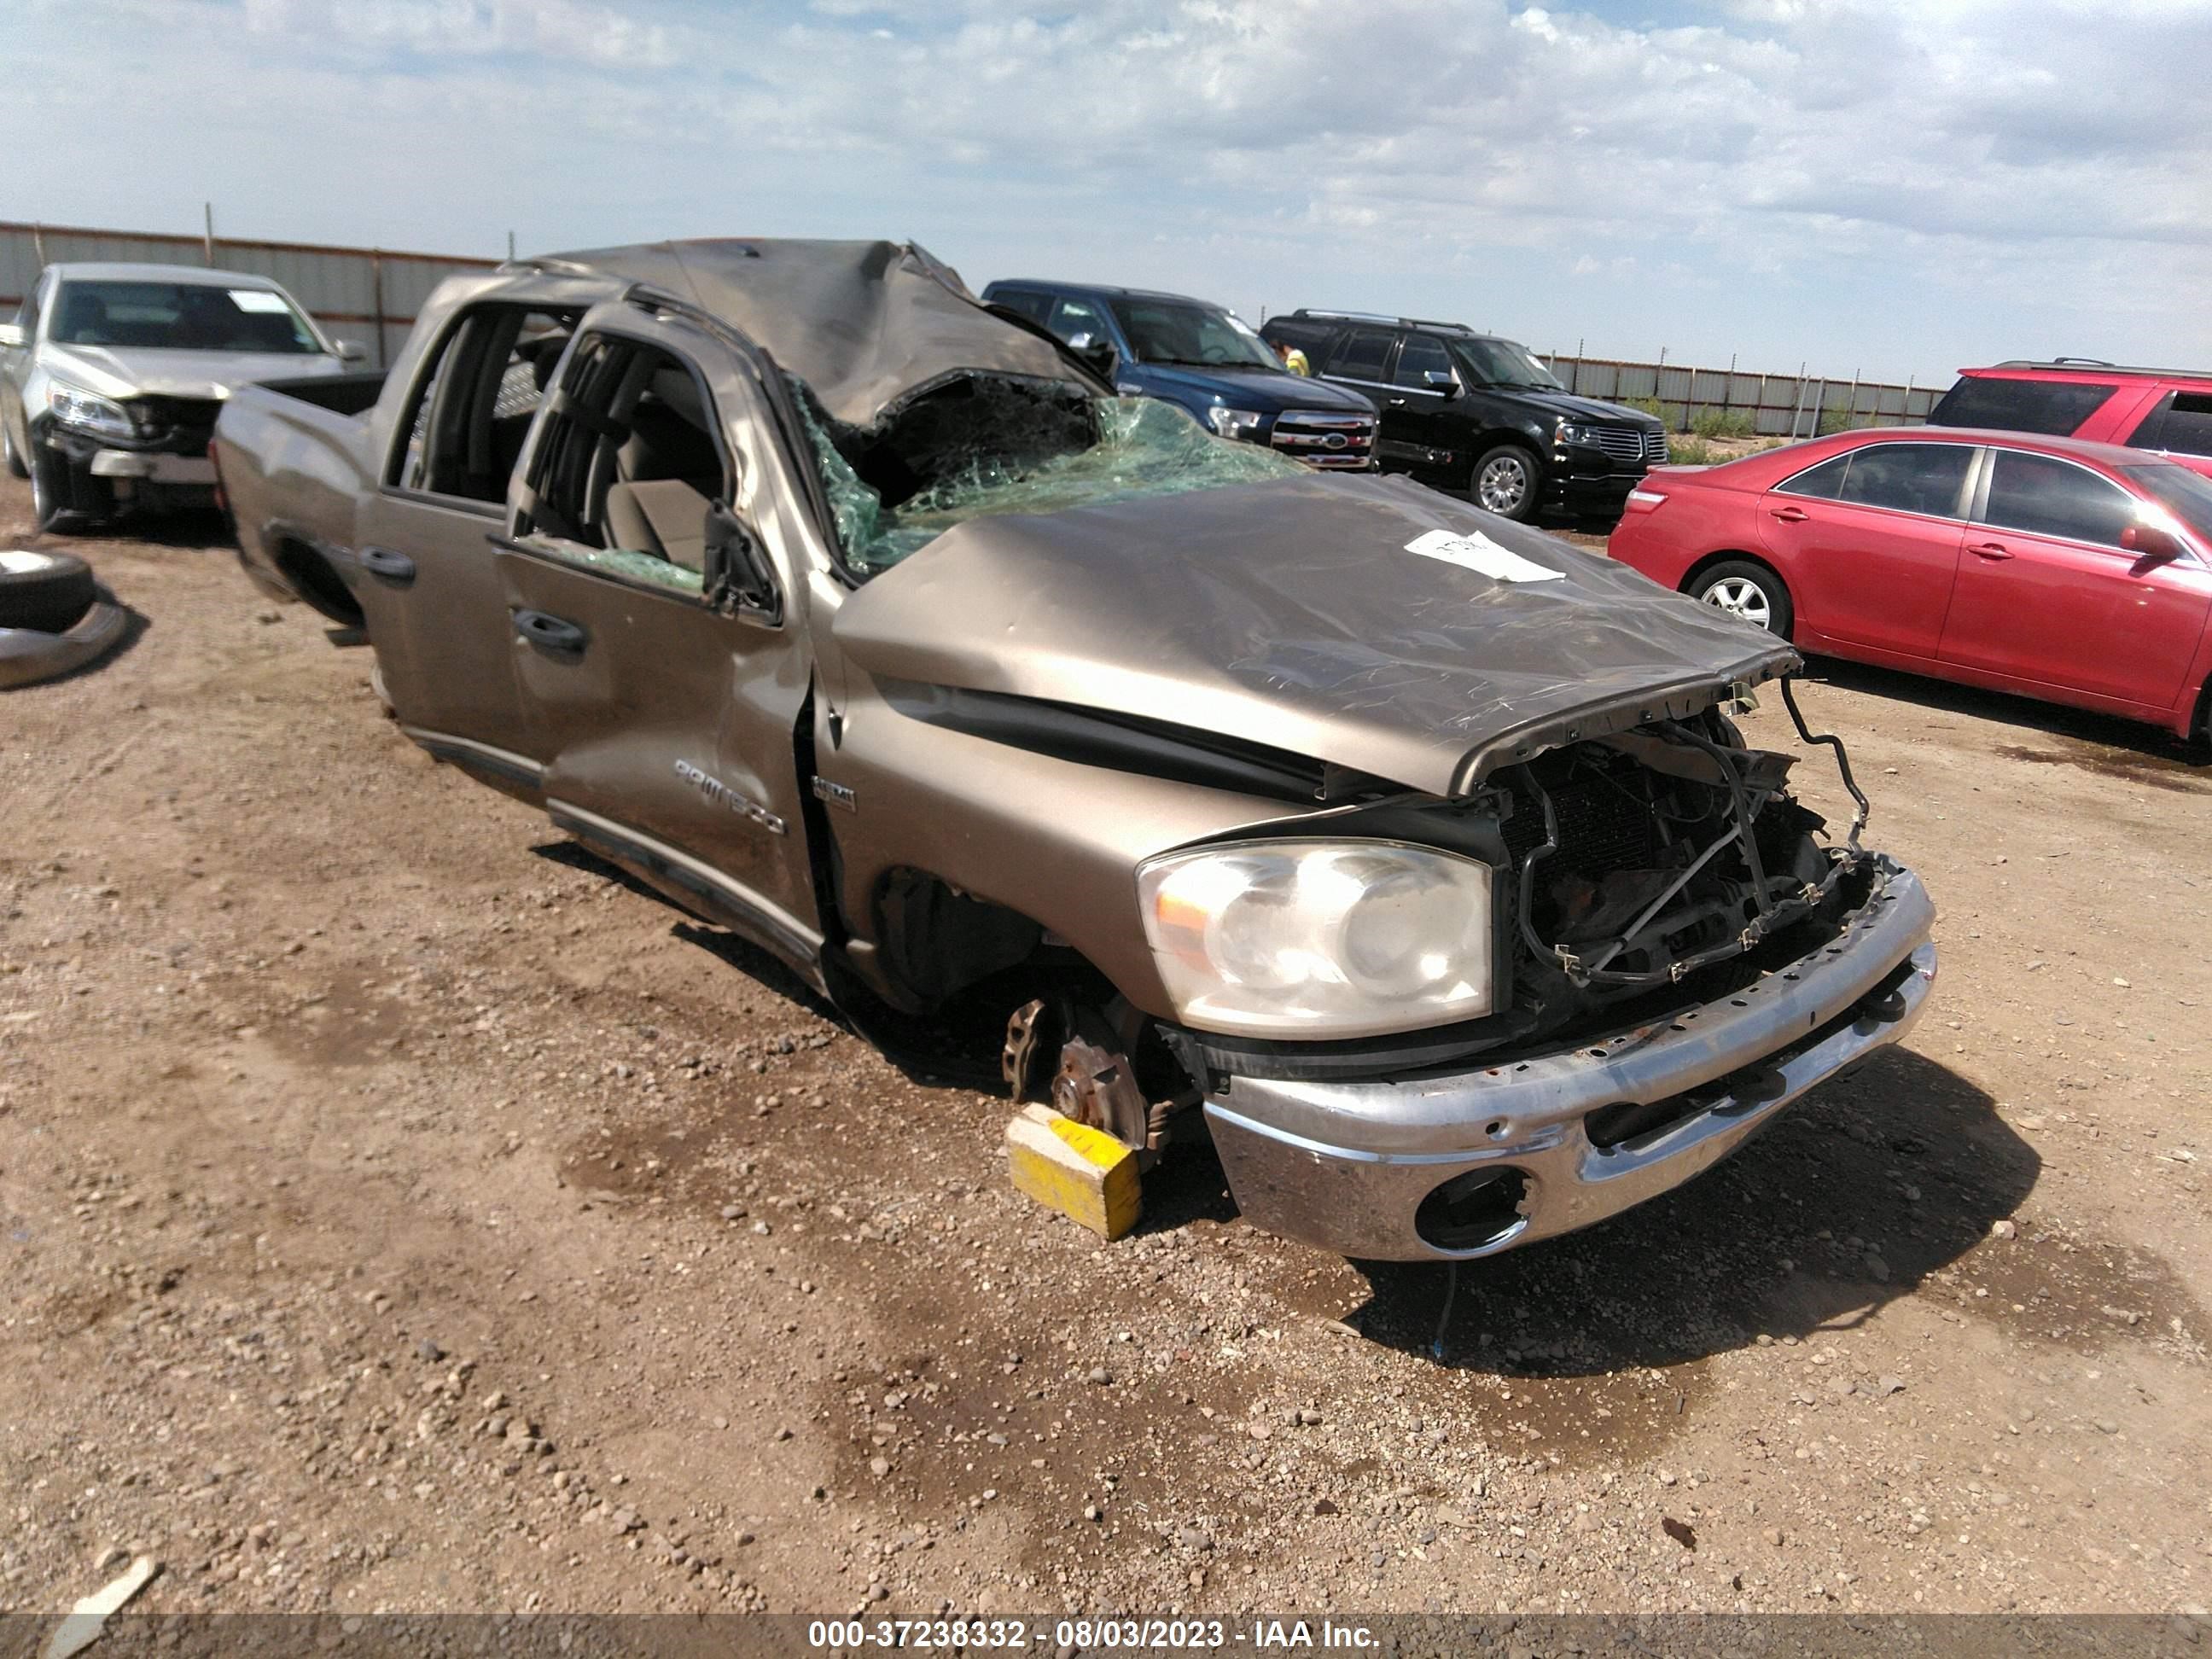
[1503, 387, 1664, 428]
[1126, 362, 1377, 416]
[834, 473, 1798, 798]
[37, 344, 343, 401]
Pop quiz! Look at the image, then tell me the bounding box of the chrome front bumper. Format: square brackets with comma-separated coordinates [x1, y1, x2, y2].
[1204, 859, 1936, 1260]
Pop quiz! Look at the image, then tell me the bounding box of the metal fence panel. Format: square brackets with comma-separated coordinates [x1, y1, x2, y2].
[1540, 351, 1939, 435]
[1, 219, 499, 369]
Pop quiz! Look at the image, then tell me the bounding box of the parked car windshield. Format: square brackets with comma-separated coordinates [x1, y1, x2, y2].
[1452, 336, 1564, 391]
[2122, 462, 2212, 544]
[49, 280, 325, 355]
[1105, 298, 1280, 370]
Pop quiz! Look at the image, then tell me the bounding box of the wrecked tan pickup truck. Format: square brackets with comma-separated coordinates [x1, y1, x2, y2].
[213, 239, 1936, 1260]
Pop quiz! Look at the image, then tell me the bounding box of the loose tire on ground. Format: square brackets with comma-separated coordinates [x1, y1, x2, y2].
[0, 549, 98, 635]
[1471, 444, 1542, 523]
[1690, 558, 1795, 638]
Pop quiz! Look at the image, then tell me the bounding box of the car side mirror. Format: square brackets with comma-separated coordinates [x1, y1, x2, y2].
[706, 498, 781, 625]
[2122, 521, 2185, 568]
[1423, 370, 1459, 398]
[0, 323, 23, 349]
[334, 339, 368, 364]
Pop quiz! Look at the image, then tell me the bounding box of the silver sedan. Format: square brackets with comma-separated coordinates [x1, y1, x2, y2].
[1, 261, 363, 533]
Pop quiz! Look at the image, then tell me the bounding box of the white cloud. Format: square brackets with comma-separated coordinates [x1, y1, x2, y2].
[3, 0, 2206, 375]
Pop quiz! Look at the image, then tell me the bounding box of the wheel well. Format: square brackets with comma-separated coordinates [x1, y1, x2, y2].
[871, 870, 1064, 1011]
[1679, 549, 1785, 596]
[2189, 676, 2212, 749]
[275, 538, 364, 628]
[1473, 433, 1544, 468]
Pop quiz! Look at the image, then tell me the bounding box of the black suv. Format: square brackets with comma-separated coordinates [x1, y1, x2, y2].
[1259, 311, 1668, 521]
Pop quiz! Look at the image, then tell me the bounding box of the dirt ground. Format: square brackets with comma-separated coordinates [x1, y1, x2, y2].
[3, 479, 2209, 1623]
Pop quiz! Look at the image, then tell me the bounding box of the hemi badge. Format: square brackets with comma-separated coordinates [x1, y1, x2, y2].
[812, 777, 857, 812]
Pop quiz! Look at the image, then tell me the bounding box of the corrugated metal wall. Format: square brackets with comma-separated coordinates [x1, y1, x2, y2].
[1537, 352, 1940, 436]
[1, 220, 499, 368]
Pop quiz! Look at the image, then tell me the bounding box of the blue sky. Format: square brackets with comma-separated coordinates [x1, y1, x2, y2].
[6, 0, 2208, 383]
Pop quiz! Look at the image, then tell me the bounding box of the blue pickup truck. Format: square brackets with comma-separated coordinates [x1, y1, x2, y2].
[981, 280, 1377, 470]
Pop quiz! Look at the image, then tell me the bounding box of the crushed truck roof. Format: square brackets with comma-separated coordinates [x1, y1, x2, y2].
[530, 237, 1093, 429]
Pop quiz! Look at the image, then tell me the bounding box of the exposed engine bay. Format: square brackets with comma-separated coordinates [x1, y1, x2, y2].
[1496, 678, 1870, 1025]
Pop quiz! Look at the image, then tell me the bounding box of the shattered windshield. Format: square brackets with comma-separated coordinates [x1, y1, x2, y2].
[800, 384, 1304, 575]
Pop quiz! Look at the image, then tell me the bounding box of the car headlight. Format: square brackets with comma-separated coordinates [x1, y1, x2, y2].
[1138, 840, 1495, 1039]
[47, 381, 136, 443]
[1556, 420, 1599, 448]
[1206, 406, 1266, 441]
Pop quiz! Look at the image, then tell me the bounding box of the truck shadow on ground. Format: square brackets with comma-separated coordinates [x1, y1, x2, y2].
[1289, 1047, 2040, 1377]
[530, 840, 1010, 1088]
[1799, 655, 2210, 788]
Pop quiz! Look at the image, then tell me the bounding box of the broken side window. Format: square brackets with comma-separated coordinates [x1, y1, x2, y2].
[393, 304, 579, 501]
[795, 377, 1304, 577]
[515, 332, 732, 596]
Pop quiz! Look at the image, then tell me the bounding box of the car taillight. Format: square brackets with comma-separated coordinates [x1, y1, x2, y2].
[1622, 487, 1667, 513]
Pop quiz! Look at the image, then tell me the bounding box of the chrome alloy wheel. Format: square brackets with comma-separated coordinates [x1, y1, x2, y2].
[1698, 573, 1773, 630]
[1476, 452, 1532, 515]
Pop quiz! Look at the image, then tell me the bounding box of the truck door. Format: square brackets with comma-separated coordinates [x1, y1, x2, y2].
[352, 299, 586, 797]
[491, 301, 824, 979]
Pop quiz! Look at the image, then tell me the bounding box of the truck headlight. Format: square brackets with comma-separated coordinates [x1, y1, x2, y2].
[1138, 840, 1495, 1039]
[47, 381, 136, 443]
[1206, 406, 1266, 441]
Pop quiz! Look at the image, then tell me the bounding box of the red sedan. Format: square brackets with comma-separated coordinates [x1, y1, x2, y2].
[1607, 427, 2212, 743]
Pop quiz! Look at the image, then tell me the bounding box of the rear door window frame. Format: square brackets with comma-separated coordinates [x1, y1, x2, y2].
[1323, 327, 1400, 389]
[1773, 440, 1982, 522]
[385, 300, 579, 512]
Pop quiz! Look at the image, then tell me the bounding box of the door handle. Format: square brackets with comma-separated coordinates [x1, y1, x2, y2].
[1769, 506, 1808, 523]
[1386, 396, 1408, 406]
[1966, 541, 2014, 561]
[359, 545, 416, 584]
[513, 608, 587, 657]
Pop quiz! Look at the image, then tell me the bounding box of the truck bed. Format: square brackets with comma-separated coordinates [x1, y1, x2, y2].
[253, 370, 388, 417]
[216, 373, 388, 622]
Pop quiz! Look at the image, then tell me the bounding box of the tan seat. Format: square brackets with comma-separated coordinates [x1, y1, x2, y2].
[602, 480, 712, 571]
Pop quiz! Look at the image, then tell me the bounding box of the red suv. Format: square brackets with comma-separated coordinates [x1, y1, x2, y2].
[1929, 359, 2212, 478]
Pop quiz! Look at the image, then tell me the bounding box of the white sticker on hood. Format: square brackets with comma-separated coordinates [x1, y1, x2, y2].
[228, 289, 290, 313]
[1404, 528, 1563, 583]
